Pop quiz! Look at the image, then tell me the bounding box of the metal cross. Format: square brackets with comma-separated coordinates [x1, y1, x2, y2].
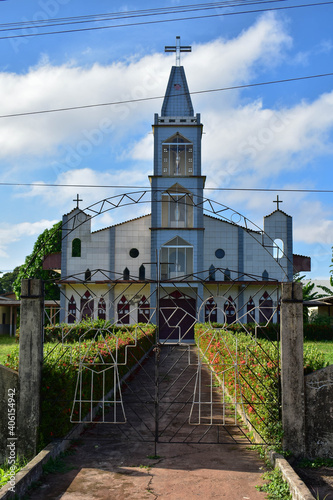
[73, 194, 82, 208]
[273, 195, 283, 210]
[165, 36, 191, 66]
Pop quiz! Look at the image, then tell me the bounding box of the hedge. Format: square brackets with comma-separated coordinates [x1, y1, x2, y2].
[6, 322, 156, 449]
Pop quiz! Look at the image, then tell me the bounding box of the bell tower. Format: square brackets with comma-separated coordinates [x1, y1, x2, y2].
[149, 38, 206, 282]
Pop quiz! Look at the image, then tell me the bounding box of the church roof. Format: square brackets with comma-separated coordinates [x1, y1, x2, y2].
[63, 207, 91, 218]
[264, 208, 291, 219]
[161, 66, 194, 117]
[203, 213, 260, 233]
[92, 214, 150, 233]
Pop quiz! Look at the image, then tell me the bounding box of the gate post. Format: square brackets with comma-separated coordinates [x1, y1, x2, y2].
[280, 282, 305, 457]
[18, 279, 44, 459]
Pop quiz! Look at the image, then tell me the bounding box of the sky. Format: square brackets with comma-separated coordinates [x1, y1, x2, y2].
[0, 0, 333, 280]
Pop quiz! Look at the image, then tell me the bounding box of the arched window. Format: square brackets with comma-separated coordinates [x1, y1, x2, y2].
[80, 291, 94, 320]
[68, 295, 76, 324]
[162, 133, 193, 176]
[123, 267, 130, 280]
[224, 296, 236, 324]
[208, 265, 216, 281]
[138, 296, 150, 323]
[224, 268, 231, 281]
[273, 239, 284, 260]
[72, 238, 81, 257]
[98, 297, 106, 320]
[139, 264, 145, 280]
[247, 297, 255, 323]
[205, 298, 217, 323]
[161, 185, 193, 228]
[85, 268, 91, 281]
[259, 291, 273, 323]
[160, 236, 193, 280]
[262, 270, 269, 281]
[118, 295, 130, 324]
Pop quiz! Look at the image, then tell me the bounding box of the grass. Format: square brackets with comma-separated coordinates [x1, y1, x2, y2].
[304, 340, 333, 365]
[256, 468, 292, 499]
[0, 335, 17, 366]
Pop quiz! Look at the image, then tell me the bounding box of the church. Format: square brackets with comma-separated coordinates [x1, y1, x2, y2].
[58, 39, 310, 341]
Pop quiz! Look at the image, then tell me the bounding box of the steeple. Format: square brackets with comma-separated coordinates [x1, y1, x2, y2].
[149, 38, 205, 284]
[162, 37, 193, 117]
[161, 66, 194, 117]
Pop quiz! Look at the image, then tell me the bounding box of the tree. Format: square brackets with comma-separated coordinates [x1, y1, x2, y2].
[0, 267, 20, 295]
[13, 221, 62, 300]
[294, 272, 333, 324]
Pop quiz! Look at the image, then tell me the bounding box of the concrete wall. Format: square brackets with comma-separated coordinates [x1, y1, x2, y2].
[304, 364, 333, 458]
[0, 365, 19, 464]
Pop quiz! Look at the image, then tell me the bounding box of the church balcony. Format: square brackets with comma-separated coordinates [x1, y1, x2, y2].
[155, 116, 199, 125]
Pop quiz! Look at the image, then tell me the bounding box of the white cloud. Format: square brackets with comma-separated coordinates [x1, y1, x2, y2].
[0, 13, 291, 165]
[20, 167, 151, 224]
[0, 219, 58, 259]
[293, 201, 333, 245]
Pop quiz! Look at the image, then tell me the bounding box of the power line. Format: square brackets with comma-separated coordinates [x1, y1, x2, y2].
[0, 0, 283, 32]
[1, 182, 333, 193]
[1, 1, 332, 40]
[1, 71, 333, 120]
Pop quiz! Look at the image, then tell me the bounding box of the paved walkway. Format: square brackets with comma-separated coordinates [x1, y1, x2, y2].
[27, 346, 269, 499]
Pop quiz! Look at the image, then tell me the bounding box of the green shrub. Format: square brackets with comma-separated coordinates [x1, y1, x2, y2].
[195, 324, 328, 444]
[304, 323, 333, 341]
[6, 322, 156, 449]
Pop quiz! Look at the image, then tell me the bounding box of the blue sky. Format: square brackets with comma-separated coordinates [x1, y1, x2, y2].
[0, 0, 333, 280]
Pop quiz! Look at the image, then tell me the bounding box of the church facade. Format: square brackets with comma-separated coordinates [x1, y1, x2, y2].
[59, 51, 308, 340]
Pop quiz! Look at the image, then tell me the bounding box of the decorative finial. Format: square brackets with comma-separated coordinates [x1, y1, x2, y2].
[273, 195, 283, 210]
[165, 36, 191, 66]
[73, 194, 82, 209]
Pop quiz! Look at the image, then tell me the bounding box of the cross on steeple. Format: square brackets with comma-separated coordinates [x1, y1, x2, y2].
[73, 194, 82, 209]
[165, 36, 191, 66]
[273, 195, 283, 210]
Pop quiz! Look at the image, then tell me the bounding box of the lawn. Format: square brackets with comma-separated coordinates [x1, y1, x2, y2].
[0, 335, 17, 366]
[304, 340, 333, 365]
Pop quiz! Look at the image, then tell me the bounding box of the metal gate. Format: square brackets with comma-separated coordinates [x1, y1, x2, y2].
[42, 277, 282, 452]
[33, 193, 287, 450]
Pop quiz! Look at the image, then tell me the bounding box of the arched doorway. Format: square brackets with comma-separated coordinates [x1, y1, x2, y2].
[159, 290, 196, 342]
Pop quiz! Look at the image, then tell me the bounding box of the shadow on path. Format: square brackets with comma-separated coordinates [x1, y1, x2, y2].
[27, 345, 268, 499]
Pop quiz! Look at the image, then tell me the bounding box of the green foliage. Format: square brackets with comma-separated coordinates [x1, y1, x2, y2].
[0, 267, 20, 295]
[308, 313, 332, 326]
[303, 344, 329, 373]
[195, 325, 282, 443]
[0, 457, 28, 488]
[5, 322, 156, 449]
[304, 323, 333, 341]
[42, 452, 75, 475]
[195, 324, 328, 445]
[298, 457, 333, 469]
[13, 221, 62, 300]
[207, 322, 280, 341]
[0, 335, 17, 366]
[305, 340, 333, 365]
[256, 468, 291, 499]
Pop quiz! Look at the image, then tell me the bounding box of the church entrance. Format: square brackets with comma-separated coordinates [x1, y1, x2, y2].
[159, 290, 196, 343]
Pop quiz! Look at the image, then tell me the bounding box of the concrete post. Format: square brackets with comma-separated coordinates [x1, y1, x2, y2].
[280, 282, 305, 457]
[18, 279, 44, 459]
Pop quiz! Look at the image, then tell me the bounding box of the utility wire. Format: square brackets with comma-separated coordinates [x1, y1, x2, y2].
[1, 71, 333, 120]
[0, 1, 332, 39]
[0, 0, 284, 32]
[1, 182, 333, 193]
